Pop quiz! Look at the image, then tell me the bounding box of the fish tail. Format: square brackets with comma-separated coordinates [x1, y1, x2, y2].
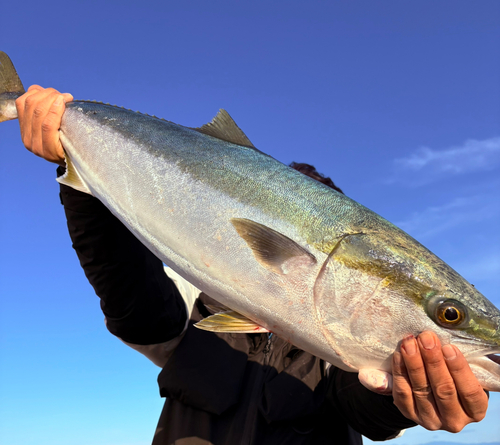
[0, 52, 25, 123]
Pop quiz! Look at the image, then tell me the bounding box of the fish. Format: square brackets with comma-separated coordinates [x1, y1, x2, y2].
[1, 51, 499, 391]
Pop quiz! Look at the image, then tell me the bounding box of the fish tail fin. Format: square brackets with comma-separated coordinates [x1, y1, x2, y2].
[0, 51, 25, 123]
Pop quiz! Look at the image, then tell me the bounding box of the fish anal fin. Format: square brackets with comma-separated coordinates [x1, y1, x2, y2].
[194, 311, 269, 333]
[192, 109, 255, 148]
[56, 153, 93, 195]
[231, 218, 316, 274]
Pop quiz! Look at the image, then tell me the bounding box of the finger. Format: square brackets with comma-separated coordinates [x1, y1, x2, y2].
[442, 344, 488, 422]
[27, 84, 44, 93]
[417, 332, 471, 431]
[62, 93, 74, 103]
[16, 87, 46, 146]
[41, 95, 67, 164]
[30, 90, 62, 158]
[19, 88, 59, 153]
[401, 334, 441, 429]
[358, 368, 393, 395]
[392, 350, 418, 421]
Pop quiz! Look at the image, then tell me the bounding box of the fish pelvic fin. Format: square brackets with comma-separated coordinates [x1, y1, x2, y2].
[231, 218, 316, 274]
[195, 311, 269, 333]
[56, 153, 93, 195]
[192, 109, 256, 148]
[0, 52, 25, 123]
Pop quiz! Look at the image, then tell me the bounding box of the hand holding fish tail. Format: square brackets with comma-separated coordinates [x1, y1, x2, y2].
[16, 85, 72, 166]
[392, 331, 488, 432]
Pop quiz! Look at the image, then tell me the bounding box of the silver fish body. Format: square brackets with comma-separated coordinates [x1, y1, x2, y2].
[56, 101, 500, 390]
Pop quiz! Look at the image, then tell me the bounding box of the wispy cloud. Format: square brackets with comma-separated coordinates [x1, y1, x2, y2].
[395, 193, 499, 240]
[390, 137, 500, 185]
[453, 254, 500, 284]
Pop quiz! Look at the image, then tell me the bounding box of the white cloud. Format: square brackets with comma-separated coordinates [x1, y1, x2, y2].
[391, 136, 500, 185]
[395, 193, 499, 240]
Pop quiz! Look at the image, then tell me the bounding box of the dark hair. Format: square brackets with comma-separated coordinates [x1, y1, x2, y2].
[289, 162, 344, 194]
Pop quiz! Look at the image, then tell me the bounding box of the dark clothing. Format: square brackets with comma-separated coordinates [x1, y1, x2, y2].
[58, 171, 416, 445]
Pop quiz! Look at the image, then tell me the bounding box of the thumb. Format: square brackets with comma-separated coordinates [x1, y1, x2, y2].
[358, 368, 393, 395]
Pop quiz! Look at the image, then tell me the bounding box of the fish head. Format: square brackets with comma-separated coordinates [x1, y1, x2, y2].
[422, 272, 500, 391]
[312, 228, 500, 391]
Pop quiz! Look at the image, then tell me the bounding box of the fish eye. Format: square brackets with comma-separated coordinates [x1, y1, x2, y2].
[435, 300, 468, 328]
[443, 307, 459, 321]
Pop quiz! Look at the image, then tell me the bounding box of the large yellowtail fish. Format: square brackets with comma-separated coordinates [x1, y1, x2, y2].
[1, 52, 499, 390]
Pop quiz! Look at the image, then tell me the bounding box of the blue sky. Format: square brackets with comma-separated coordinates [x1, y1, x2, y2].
[1, 1, 499, 444]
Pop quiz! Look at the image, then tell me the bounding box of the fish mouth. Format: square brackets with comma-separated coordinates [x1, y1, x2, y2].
[467, 353, 500, 392]
[487, 354, 500, 365]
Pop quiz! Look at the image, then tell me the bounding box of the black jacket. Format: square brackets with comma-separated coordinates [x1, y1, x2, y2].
[58, 172, 416, 445]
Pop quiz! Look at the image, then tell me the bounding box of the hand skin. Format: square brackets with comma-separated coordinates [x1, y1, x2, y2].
[16, 85, 73, 166]
[392, 331, 488, 432]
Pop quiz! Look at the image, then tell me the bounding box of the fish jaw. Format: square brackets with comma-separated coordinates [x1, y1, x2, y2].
[448, 330, 500, 392]
[468, 355, 500, 392]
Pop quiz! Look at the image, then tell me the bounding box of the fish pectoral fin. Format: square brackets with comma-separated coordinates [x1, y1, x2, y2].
[192, 109, 256, 148]
[194, 311, 269, 333]
[56, 153, 93, 195]
[231, 218, 317, 274]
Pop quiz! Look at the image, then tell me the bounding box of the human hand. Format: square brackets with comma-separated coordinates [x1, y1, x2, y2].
[16, 85, 73, 166]
[392, 331, 488, 432]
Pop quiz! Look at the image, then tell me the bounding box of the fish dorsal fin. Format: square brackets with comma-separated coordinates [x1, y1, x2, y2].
[0, 52, 25, 96]
[231, 218, 316, 274]
[193, 109, 256, 148]
[195, 311, 269, 333]
[56, 154, 93, 195]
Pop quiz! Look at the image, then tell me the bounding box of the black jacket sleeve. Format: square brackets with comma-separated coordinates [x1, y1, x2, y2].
[58, 167, 187, 345]
[326, 367, 417, 441]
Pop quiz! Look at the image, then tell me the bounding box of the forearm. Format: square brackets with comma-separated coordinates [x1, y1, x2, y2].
[58, 167, 187, 345]
[327, 367, 416, 441]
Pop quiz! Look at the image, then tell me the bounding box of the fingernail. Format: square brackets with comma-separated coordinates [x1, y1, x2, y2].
[54, 96, 63, 106]
[402, 335, 417, 355]
[419, 331, 436, 350]
[442, 344, 457, 360]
